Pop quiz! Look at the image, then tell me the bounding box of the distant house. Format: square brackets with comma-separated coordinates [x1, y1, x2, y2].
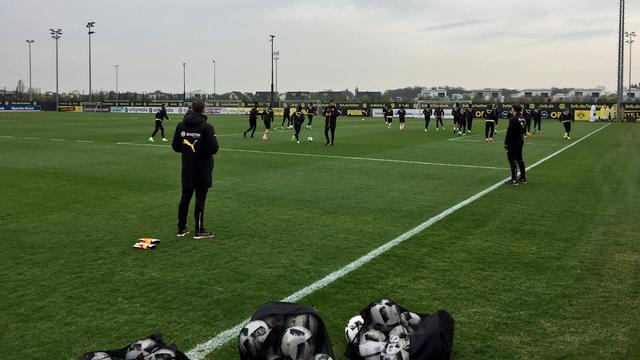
[314, 90, 353, 100]
[517, 89, 552, 98]
[254, 91, 276, 102]
[419, 88, 448, 99]
[568, 89, 602, 100]
[627, 87, 640, 100]
[355, 90, 382, 99]
[286, 91, 311, 100]
[470, 89, 504, 102]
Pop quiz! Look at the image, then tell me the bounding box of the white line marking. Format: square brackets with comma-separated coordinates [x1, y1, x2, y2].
[185, 123, 612, 360]
[1, 135, 16, 138]
[448, 132, 485, 141]
[49, 138, 66, 141]
[75, 140, 94, 143]
[24, 137, 40, 140]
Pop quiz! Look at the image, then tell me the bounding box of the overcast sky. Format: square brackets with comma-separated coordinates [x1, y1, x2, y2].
[1, 0, 639, 94]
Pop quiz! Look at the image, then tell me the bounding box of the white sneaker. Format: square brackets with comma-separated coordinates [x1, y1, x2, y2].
[297, 141, 300, 144]
[162, 138, 168, 142]
[424, 129, 428, 132]
[148, 137, 154, 143]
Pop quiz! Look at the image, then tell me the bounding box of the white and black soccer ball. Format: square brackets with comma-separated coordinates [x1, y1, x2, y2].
[399, 312, 421, 333]
[369, 299, 401, 332]
[358, 328, 387, 344]
[144, 347, 176, 360]
[388, 326, 410, 350]
[307, 136, 314, 142]
[312, 354, 334, 360]
[345, 315, 364, 343]
[126, 338, 159, 360]
[239, 320, 272, 357]
[380, 344, 410, 360]
[280, 326, 315, 360]
[285, 314, 319, 336]
[82, 352, 112, 360]
[357, 340, 387, 360]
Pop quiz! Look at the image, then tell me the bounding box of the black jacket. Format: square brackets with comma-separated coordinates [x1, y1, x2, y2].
[171, 112, 219, 188]
[534, 108, 542, 121]
[466, 108, 473, 121]
[293, 111, 305, 125]
[398, 108, 406, 120]
[324, 106, 340, 120]
[249, 108, 258, 122]
[523, 108, 533, 120]
[504, 114, 526, 147]
[262, 109, 274, 122]
[155, 108, 169, 121]
[423, 108, 432, 118]
[434, 108, 444, 117]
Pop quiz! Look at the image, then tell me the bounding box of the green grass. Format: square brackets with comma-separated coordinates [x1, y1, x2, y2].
[0, 112, 638, 359]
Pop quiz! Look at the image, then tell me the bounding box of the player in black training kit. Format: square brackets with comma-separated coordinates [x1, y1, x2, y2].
[533, 106, 542, 134]
[171, 101, 219, 239]
[281, 104, 291, 129]
[292, 105, 305, 143]
[323, 100, 340, 146]
[434, 105, 445, 131]
[457, 105, 467, 135]
[560, 108, 573, 140]
[523, 104, 533, 138]
[149, 105, 169, 142]
[385, 106, 394, 129]
[504, 104, 527, 185]
[243, 104, 259, 138]
[466, 106, 474, 133]
[452, 104, 461, 134]
[305, 104, 317, 129]
[398, 105, 407, 131]
[261, 106, 274, 140]
[484, 104, 499, 142]
[423, 105, 432, 132]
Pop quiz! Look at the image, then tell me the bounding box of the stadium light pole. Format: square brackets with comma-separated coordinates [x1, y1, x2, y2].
[626, 31, 636, 98]
[182, 62, 186, 104]
[273, 51, 280, 97]
[617, 0, 625, 121]
[114, 65, 119, 101]
[26, 40, 35, 102]
[50, 28, 62, 112]
[86, 21, 96, 102]
[269, 34, 275, 106]
[212, 59, 216, 99]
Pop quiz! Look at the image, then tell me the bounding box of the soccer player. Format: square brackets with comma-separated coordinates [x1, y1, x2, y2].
[533, 106, 542, 134]
[281, 104, 291, 129]
[323, 99, 340, 146]
[504, 104, 527, 185]
[382, 104, 390, 127]
[171, 100, 219, 239]
[434, 105, 445, 131]
[466, 106, 474, 133]
[292, 105, 305, 143]
[452, 103, 461, 134]
[484, 104, 499, 142]
[457, 105, 467, 136]
[149, 104, 169, 142]
[243, 104, 258, 138]
[305, 103, 316, 129]
[560, 108, 573, 140]
[261, 105, 274, 140]
[386, 106, 394, 129]
[398, 105, 407, 130]
[423, 105, 432, 132]
[523, 104, 533, 138]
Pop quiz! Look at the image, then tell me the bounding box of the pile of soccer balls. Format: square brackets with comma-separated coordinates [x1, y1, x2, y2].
[239, 314, 333, 360]
[81, 336, 178, 360]
[345, 299, 422, 360]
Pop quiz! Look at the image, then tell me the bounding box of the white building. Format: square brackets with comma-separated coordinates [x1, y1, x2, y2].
[517, 89, 552, 98]
[470, 89, 504, 101]
[626, 87, 640, 99]
[568, 89, 602, 99]
[419, 88, 448, 99]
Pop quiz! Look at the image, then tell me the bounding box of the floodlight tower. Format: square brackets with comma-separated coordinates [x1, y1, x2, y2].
[212, 59, 216, 99]
[273, 51, 280, 96]
[626, 31, 636, 98]
[183, 62, 186, 103]
[269, 34, 275, 106]
[26, 40, 35, 102]
[50, 28, 62, 111]
[617, 0, 625, 121]
[86, 21, 96, 102]
[114, 65, 119, 101]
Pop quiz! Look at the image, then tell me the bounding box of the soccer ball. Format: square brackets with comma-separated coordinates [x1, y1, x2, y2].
[345, 315, 364, 343]
[370, 299, 401, 332]
[144, 347, 176, 360]
[312, 354, 334, 360]
[358, 328, 387, 343]
[357, 339, 387, 360]
[388, 325, 410, 350]
[81, 352, 112, 360]
[280, 326, 315, 360]
[380, 345, 410, 360]
[399, 312, 421, 333]
[239, 320, 271, 357]
[285, 314, 319, 336]
[307, 136, 314, 142]
[126, 338, 159, 360]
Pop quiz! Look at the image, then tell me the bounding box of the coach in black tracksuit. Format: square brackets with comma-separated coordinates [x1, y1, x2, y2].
[150, 105, 170, 141]
[523, 105, 533, 135]
[323, 100, 340, 146]
[484, 104, 499, 141]
[243, 104, 258, 138]
[423, 106, 432, 131]
[466, 106, 474, 132]
[172, 101, 219, 238]
[504, 104, 527, 185]
[533, 107, 542, 133]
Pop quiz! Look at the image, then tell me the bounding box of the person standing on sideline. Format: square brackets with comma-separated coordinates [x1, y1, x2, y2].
[560, 107, 573, 140]
[533, 106, 542, 134]
[243, 104, 258, 138]
[398, 105, 407, 130]
[423, 105, 432, 132]
[305, 103, 316, 129]
[504, 104, 527, 185]
[171, 100, 219, 239]
[466, 105, 474, 133]
[281, 103, 291, 129]
[434, 105, 445, 131]
[261, 105, 274, 140]
[523, 104, 533, 138]
[484, 103, 499, 142]
[292, 105, 305, 143]
[323, 100, 340, 146]
[149, 104, 169, 142]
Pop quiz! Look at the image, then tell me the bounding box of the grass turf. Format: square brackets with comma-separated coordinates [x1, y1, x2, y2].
[0, 112, 638, 359]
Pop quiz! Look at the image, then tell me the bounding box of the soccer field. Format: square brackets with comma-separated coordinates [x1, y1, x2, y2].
[1, 113, 639, 360]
